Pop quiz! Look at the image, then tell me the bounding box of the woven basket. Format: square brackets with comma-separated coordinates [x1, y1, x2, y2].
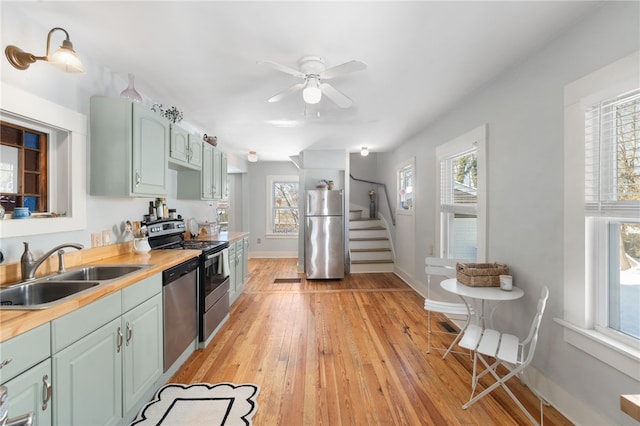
[456, 262, 509, 287]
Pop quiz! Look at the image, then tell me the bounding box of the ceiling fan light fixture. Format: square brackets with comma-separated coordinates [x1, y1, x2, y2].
[302, 76, 322, 104]
[247, 151, 258, 162]
[361, 146, 369, 156]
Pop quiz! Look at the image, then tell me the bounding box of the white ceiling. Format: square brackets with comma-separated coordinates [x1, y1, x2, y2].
[4, 1, 600, 162]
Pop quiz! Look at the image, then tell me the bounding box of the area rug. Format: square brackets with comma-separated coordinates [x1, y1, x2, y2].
[130, 383, 259, 426]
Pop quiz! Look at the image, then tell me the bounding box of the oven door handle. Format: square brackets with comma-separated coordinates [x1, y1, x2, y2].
[206, 251, 223, 261]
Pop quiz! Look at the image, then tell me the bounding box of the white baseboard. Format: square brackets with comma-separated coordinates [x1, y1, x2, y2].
[522, 365, 612, 426]
[394, 269, 612, 425]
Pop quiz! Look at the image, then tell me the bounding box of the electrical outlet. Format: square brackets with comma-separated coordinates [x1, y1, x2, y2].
[91, 232, 102, 248]
[257, 238, 261, 244]
[102, 230, 111, 245]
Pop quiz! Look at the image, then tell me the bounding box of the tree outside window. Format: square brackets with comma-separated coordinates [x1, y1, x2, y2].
[270, 179, 299, 234]
[585, 88, 640, 341]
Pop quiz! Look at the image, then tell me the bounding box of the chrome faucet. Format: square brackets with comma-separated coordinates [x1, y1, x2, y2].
[20, 242, 84, 281]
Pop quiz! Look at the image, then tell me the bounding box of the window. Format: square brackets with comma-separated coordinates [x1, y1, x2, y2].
[585, 89, 640, 343]
[266, 175, 299, 236]
[397, 162, 414, 211]
[1, 121, 48, 213]
[436, 124, 486, 261]
[561, 51, 640, 379]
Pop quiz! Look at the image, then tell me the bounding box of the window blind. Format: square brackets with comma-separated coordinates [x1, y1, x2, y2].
[585, 88, 640, 218]
[440, 150, 477, 207]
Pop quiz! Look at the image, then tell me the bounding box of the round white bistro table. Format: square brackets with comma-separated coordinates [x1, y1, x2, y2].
[440, 278, 524, 327]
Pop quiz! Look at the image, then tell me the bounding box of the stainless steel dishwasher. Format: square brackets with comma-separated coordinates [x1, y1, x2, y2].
[162, 258, 198, 372]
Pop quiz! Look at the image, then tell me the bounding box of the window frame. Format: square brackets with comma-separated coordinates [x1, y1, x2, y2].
[265, 175, 299, 238]
[0, 83, 87, 238]
[396, 160, 414, 215]
[436, 124, 487, 261]
[560, 50, 640, 380]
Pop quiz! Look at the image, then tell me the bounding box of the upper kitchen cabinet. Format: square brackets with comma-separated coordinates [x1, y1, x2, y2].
[90, 97, 169, 197]
[177, 142, 227, 200]
[169, 125, 202, 171]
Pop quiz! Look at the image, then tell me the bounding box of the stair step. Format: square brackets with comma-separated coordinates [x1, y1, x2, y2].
[351, 259, 394, 264]
[350, 261, 395, 274]
[351, 248, 391, 252]
[349, 220, 382, 230]
[351, 249, 393, 261]
[349, 226, 385, 231]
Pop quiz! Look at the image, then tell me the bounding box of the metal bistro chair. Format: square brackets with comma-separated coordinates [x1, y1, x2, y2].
[424, 257, 475, 359]
[459, 286, 550, 426]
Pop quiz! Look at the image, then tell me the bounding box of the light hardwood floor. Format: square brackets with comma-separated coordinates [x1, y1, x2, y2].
[171, 258, 572, 425]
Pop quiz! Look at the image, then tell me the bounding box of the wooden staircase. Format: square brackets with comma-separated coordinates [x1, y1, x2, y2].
[349, 208, 394, 273]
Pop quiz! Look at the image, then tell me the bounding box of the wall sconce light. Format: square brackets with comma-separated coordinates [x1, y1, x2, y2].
[361, 146, 369, 156]
[302, 76, 322, 104]
[247, 151, 258, 162]
[5, 27, 85, 73]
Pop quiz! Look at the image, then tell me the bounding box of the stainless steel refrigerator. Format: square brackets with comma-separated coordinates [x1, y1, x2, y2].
[305, 189, 345, 279]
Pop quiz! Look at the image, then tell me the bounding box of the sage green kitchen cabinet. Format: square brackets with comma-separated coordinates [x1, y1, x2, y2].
[228, 243, 237, 304]
[235, 239, 245, 297]
[122, 293, 163, 414]
[90, 97, 169, 197]
[0, 323, 51, 425]
[169, 125, 202, 171]
[53, 317, 123, 426]
[242, 237, 249, 283]
[52, 274, 163, 425]
[2, 360, 52, 426]
[177, 142, 226, 200]
[220, 151, 228, 199]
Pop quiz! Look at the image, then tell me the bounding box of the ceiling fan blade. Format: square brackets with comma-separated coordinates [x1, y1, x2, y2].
[320, 60, 367, 79]
[258, 60, 306, 79]
[267, 83, 305, 103]
[320, 83, 353, 108]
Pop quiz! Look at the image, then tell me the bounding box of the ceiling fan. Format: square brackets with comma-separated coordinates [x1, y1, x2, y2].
[259, 56, 367, 108]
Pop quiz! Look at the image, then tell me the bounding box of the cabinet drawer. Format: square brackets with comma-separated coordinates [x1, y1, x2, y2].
[228, 244, 236, 257]
[122, 274, 161, 313]
[236, 240, 243, 252]
[0, 323, 50, 384]
[51, 291, 121, 353]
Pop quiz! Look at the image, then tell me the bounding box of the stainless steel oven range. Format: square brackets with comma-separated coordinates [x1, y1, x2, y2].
[146, 219, 230, 347]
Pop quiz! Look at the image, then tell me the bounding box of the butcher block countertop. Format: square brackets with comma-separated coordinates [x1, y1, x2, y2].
[0, 248, 201, 343]
[189, 231, 249, 243]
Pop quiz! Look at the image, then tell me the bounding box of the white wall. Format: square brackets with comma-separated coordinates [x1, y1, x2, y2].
[0, 5, 245, 263]
[247, 161, 299, 257]
[378, 2, 640, 424]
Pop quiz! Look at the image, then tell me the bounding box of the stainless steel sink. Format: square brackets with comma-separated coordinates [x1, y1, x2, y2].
[0, 264, 150, 310]
[48, 265, 145, 281]
[0, 281, 100, 309]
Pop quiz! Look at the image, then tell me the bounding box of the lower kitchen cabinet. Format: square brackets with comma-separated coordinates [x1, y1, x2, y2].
[228, 244, 238, 304]
[52, 274, 163, 425]
[53, 317, 123, 426]
[122, 293, 163, 414]
[2, 359, 52, 426]
[228, 237, 250, 305]
[235, 240, 245, 296]
[242, 237, 249, 283]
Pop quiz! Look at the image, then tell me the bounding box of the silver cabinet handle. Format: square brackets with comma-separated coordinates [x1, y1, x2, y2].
[117, 326, 123, 352]
[135, 170, 141, 187]
[126, 322, 132, 346]
[42, 374, 52, 411]
[0, 358, 12, 369]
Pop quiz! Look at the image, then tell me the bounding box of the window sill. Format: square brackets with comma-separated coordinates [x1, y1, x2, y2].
[554, 318, 640, 380]
[265, 233, 298, 239]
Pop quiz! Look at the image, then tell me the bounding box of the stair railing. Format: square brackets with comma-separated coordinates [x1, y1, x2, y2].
[349, 174, 396, 226]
